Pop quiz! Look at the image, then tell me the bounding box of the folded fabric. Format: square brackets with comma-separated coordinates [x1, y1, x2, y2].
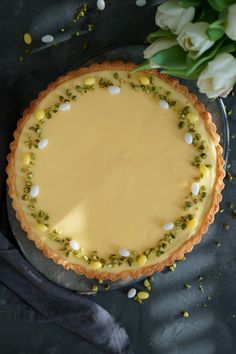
[0, 231, 133, 354]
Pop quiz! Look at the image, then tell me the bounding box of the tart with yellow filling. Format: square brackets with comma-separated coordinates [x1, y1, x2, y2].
[6, 62, 225, 280]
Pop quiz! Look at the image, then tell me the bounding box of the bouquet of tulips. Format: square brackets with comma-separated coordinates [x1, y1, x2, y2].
[141, 0, 236, 98]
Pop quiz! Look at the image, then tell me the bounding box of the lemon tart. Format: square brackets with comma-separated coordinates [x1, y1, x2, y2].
[7, 62, 225, 280]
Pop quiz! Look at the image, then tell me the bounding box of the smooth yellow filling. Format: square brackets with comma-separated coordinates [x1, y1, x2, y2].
[14, 70, 217, 271]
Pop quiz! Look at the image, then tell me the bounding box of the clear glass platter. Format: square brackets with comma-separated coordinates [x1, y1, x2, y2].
[7, 46, 229, 293]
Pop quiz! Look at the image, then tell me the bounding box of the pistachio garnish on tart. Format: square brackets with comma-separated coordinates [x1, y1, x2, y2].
[6, 62, 225, 280]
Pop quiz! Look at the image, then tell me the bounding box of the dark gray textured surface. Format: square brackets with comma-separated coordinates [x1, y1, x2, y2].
[1, 1, 236, 353]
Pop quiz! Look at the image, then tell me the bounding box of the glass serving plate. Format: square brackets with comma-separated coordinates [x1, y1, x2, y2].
[7, 46, 229, 293]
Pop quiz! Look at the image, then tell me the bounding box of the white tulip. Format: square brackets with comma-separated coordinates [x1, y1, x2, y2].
[197, 53, 236, 98]
[226, 4, 236, 40]
[144, 38, 177, 59]
[177, 22, 214, 58]
[155, 0, 195, 35]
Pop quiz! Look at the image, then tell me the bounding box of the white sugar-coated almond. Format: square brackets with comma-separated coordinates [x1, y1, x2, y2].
[136, 0, 147, 6]
[191, 182, 200, 196]
[119, 248, 130, 257]
[163, 223, 174, 231]
[38, 138, 48, 149]
[108, 86, 120, 94]
[59, 102, 71, 111]
[41, 35, 54, 43]
[97, 0, 105, 11]
[127, 288, 137, 299]
[69, 240, 80, 251]
[159, 100, 169, 110]
[184, 133, 193, 145]
[30, 185, 39, 198]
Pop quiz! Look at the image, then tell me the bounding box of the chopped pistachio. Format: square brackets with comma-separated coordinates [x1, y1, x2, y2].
[185, 283, 191, 289]
[99, 78, 113, 88]
[185, 201, 193, 209]
[156, 249, 164, 257]
[178, 121, 185, 129]
[226, 171, 233, 182]
[134, 296, 143, 304]
[66, 250, 72, 257]
[223, 223, 230, 230]
[143, 279, 151, 291]
[91, 285, 98, 292]
[87, 23, 94, 31]
[127, 257, 134, 266]
[199, 285, 204, 293]
[169, 263, 176, 272]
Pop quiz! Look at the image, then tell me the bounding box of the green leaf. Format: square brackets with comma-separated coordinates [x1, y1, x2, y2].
[150, 45, 187, 70]
[147, 30, 175, 44]
[186, 39, 225, 75]
[206, 20, 225, 40]
[162, 65, 206, 80]
[218, 42, 236, 54]
[178, 0, 202, 7]
[207, 0, 234, 11]
[197, 2, 219, 22]
[131, 61, 152, 73]
[219, 9, 228, 21]
[206, 27, 225, 41]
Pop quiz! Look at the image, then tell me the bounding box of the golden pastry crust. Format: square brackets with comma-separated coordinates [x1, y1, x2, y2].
[6, 61, 225, 280]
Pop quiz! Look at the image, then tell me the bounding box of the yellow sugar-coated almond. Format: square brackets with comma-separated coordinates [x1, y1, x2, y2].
[23, 153, 31, 165]
[199, 164, 208, 176]
[34, 108, 45, 121]
[137, 291, 149, 300]
[84, 77, 95, 86]
[137, 254, 147, 266]
[188, 218, 198, 229]
[36, 224, 48, 232]
[139, 76, 150, 86]
[24, 33, 32, 45]
[90, 261, 102, 270]
[187, 112, 198, 122]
